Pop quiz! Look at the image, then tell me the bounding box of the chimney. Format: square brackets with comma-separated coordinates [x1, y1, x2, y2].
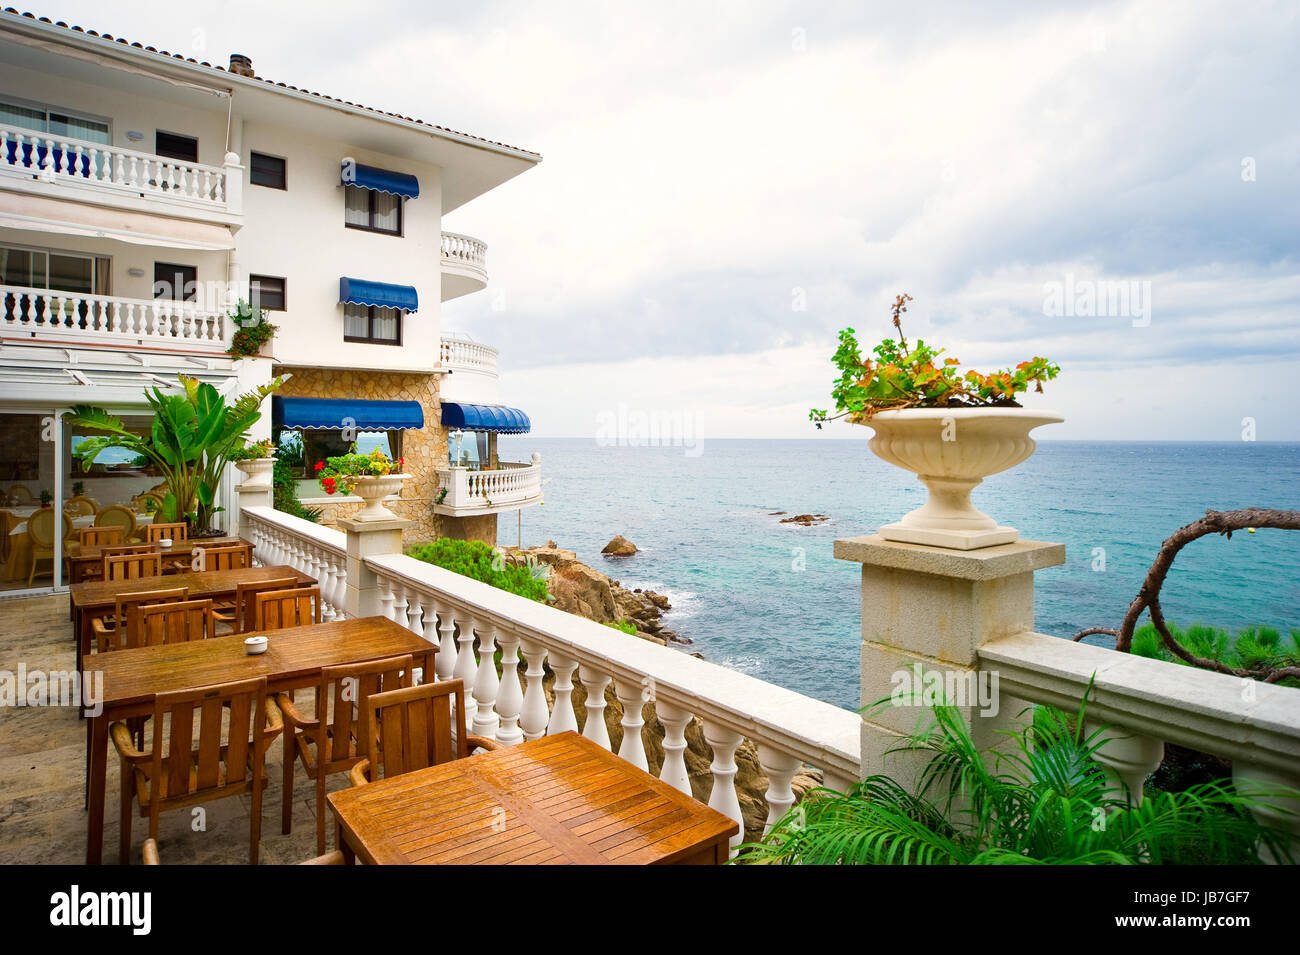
[228, 54, 254, 77]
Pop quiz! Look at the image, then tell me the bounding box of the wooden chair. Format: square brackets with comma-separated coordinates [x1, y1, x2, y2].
[195, 542, 253, 572]
[0, 508, 15, 564]
[278, 654, 415, 853]
[142, 837, 344, 866]
[8, 485, 34, 504]
[349, 679, 498, 787]
[103, 551, 162, 582]
[111, 676, 282, 865]
[136, 598, 217, 646]
[26, 507, 70, 586]
[91, 586, 190, 654]
[211, 576, 297, 635]
[253, 586, 321, 631]
[145, 522, 188, 544]
[78, 525, 124, 547]
[94, 505, 137, 543]
[64, 495, 98, 517]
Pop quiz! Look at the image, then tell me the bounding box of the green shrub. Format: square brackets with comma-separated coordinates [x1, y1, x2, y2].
[408, 539, 549, 602]
[604, 619, 636, 635]
[1132, 621, 1300, 687]
[273, 454, 321, 523]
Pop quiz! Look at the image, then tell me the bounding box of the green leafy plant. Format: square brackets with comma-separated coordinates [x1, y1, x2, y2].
[738, 690, 1294, 865]
[71, 481, 85, 497]
[144, 497, 158, 515]
[64, 374, 282, 532]
[604, 619, 636, 635]
[408, 539, 549, 603]
[435, 487, 448, 505]
[231, 438, 276, 461]
[38, 489, 52, 506]
[1132, 621, 1300, 689]
[225, 299, 277, 359]
[810, 294, 1060, 426]
[316, 445, 405, 496]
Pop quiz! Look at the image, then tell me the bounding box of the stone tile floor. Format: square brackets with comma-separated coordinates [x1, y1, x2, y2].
[0, 593, 351, 865]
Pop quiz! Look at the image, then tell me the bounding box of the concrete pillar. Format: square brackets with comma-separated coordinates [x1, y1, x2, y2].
[834, 534, 1065, 792]
[340, 517, 412, 618]
[234, 465, 272, 543]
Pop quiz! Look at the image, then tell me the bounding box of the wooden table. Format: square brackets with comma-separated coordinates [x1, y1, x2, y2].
[65, 536, 247, 584]
[70, 564, 314, 671]
[84, 615, 437, 864]
[328, 732, 738, 865]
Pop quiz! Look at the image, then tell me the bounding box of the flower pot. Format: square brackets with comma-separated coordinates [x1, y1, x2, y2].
[233, 457, 275, 490]
[864, 407, 1062, 549]
[350, 473, 409, 522]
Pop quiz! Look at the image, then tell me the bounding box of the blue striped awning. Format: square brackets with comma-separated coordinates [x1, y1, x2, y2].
[342, 161, 419, 199]
[338, 277, 418, 312]
[441, 403, 531, 434]
[273, 397, 424, 431]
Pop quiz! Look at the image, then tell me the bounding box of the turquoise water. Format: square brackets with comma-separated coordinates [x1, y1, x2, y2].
[496, 438, 1300, 710]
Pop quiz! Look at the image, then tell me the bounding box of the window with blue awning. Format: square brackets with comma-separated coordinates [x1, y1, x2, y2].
[338, 277, 418, 313]
[341, 160, 419, 199]
[441, 402, 532, 434]
[273, 396, 425, 431]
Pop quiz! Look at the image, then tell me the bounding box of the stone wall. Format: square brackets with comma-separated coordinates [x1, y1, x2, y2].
[274, 365, 447, 544]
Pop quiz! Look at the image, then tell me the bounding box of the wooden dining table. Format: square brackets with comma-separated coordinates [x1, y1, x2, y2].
[69, 564, 315, 672]
[65, 536, 248, 584]
[84, 615, 437, 864]
[328, 731, 738, 865]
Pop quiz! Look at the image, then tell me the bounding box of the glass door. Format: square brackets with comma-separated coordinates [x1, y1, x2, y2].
[0, 411, 64, 594]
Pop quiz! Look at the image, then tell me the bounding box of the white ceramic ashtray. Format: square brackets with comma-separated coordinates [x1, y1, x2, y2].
[244, 636, 268, 655]
[158, 538, 173, 548]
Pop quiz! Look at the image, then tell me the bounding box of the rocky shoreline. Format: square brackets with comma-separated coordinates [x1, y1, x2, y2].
[505, 540, 823, 842]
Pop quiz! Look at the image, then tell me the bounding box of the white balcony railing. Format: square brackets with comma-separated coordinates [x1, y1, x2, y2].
[1, 284, 231, 351]
[238, 503, 863, 850]
[436, 458, 542, 515]
[440, 232, 487, 272]
[439, 333, 498, 376]
[0, 125, 236, 212]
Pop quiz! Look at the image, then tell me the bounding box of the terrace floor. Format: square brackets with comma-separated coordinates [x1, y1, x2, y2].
[0, 593, 346, 865]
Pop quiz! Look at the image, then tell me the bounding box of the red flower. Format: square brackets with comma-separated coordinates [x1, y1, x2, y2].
[314, 461, 325, 471]
[322, 477, 336, 495]
[398, 457, 405, 468]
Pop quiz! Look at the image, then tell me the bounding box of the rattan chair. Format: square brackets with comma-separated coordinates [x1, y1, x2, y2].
[26, 507, 71, 586]
[64, 495, 98, 517]
[94, 505, 137, 543]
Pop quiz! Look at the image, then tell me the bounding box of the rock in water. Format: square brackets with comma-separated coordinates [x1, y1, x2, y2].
[601, 535, 638, 556]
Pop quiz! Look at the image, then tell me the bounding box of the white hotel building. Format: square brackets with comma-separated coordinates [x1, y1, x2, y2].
[0, 9, 544, 594]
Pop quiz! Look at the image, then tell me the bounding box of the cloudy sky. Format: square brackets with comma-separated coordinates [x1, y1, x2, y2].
[48, 0, 1300, 439]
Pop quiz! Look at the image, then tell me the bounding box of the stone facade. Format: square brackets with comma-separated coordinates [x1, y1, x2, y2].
[274, 365, 448, 545]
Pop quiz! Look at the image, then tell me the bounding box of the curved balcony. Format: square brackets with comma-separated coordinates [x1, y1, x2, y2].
[440, 231, 488, 301]
[439, 332, 499, 404]
[434, 458, 543, 516]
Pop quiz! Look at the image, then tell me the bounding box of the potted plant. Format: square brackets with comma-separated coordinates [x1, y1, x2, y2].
[231, 438, 277, 490]
[226, 299, 278, 360]
[38, 489, 52, 507]
[71, 481, 85, 497]
[810, 294, 1062, 549]
[316, 446, 409, 521]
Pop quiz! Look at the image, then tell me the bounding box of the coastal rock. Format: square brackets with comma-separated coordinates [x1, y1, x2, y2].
[780, 513, 829, 526]
[601, 535, 638, 556]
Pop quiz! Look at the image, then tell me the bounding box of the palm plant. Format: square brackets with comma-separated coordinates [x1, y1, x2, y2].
[64, 374, 281, 533]
[737, 694, 1295, 865]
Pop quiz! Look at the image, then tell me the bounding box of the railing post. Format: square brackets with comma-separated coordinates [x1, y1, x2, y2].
[223, 151, 244, 216]
[339, 517, 411, 618]
[235, 464, 273, 543]
[834, 535, 1065, 793]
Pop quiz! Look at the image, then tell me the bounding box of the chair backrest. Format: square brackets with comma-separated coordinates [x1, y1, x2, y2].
[253, 586, 321, 631]
[363, 679, 472, 782]
[315, 655, 414, 768]
[137, 598, 215, 646]
[147, 677, 271, 816]
[64, 495, 98, 516]
[196, 542, 253, 572]
[78, 525, 124, 547]
[94, 505, 137, 540]
[26, 507, 65, 548]
[98, 586, 190, 653]
[145, 521, 188, 543]
[8, 485, 33, 503]
[103, 551, 162, 582]
[229, 577, 297, 633]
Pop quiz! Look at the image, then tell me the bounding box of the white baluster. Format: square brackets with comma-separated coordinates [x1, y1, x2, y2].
[378, 579, 396, 622]
[471, 621, 501, 739]
[655, 700, 693, 795]
[578, 665, 611, 750]
[434, 602, 457, 681]
[614, 677, 649, 770]
[454, 613, 478, 710]
[518, 637, 549, 741]
[494, 628, 524, 746]
[703, 721, 745, 853]
[404, 590, 423, 635]
[756, 744, 803, 834]
[546, 652, 579, 735]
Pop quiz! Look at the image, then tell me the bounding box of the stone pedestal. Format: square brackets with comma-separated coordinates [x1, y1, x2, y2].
[834, 534, 1065, 792]
[234, 479, 273, 544]
[340, 516, 412, 618]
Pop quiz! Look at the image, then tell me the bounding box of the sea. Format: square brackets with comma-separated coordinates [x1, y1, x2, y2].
[496, 437, 1300, 711]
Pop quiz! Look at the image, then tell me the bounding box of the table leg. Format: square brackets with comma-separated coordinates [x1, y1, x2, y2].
[86, 713, 108, 865]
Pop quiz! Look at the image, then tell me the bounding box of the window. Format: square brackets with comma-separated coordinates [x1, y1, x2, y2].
[249, 152, 286, 189]
[155, 131, 198, 163]
[343, 302, 402, 344]
[0, 99, 109, 143]
[249, 275, 286, 311]
[344, 185, 402, 235]
[153, 263, 196, 301]
[0, 245, 107, 294]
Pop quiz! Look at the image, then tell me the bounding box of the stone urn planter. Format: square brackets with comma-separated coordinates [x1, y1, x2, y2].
[864, 407, 1062, 549]
[350, 473, 410, 522]
[233, 457, 275, 490]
